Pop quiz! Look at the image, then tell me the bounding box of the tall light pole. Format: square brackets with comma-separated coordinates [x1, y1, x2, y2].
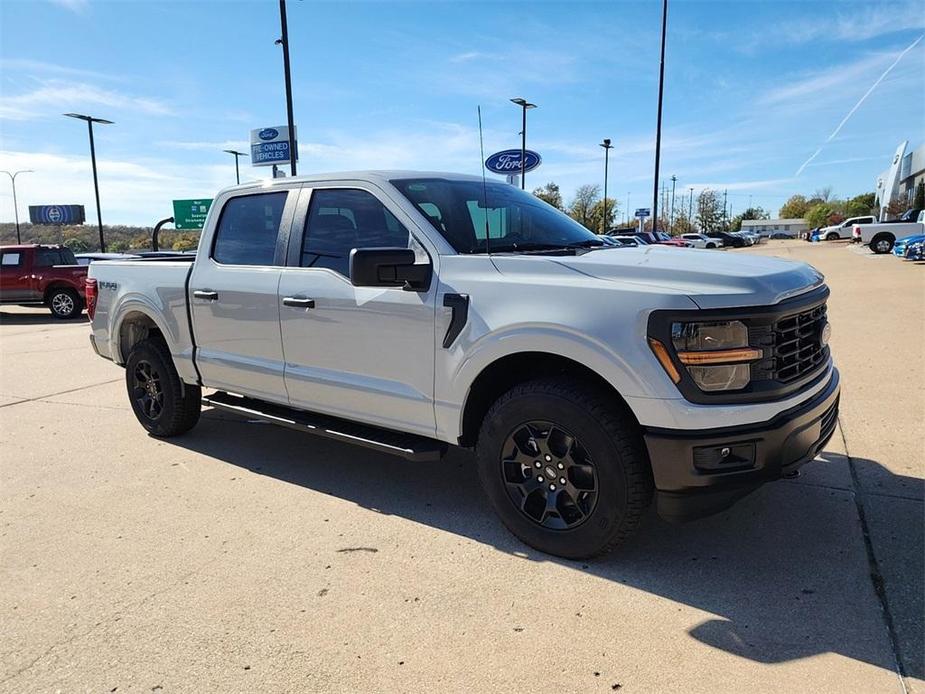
[276, 0, 297, 176]
[651, 0, 669, 230]
[64, 113, 112, 252]
[223, 149, 246, 184]
[600, 138, 614, 233]
[1, 170, 33, 244]
[688, 187, 694, 228]
[669, 175, 677, 233]
[510, 97, 536, 190]
[626, 192, 631, 224]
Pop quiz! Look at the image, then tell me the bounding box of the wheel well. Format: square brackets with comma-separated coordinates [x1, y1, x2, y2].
[458, 352, 639, 447]
[871, 231, 895, 243]
[43, 282, 78, 302]
[118, 311, 164, 363]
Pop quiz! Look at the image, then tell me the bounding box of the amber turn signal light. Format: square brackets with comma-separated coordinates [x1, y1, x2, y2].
[648, 338, 681, 384]
[677, 348, 762, 365]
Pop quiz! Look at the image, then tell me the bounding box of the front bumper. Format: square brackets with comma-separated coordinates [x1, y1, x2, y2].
[643, 367, 840, 522]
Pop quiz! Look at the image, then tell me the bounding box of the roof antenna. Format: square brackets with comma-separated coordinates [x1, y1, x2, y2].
[478, 105, 490, 255]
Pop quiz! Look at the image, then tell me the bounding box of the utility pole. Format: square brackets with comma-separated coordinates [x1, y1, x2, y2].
[277, 0, 297, 176]
[688, 187, 694, 228]
[510, 98, 537, 190]
[1, 170, 33, 244]
[722, 188, 728, 230]
[651, 0, 669, 230]
[600, 138, 614, 233]
[626, 192, 631, 225]
[669, 175, 677, 233]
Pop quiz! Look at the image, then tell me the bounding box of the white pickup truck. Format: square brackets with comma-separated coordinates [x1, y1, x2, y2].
[818, 215, 876, 241]
[86, 171, 840, 558]
[851, 210, 925, 253]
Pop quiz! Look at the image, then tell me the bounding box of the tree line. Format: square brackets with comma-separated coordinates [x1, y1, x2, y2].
[0, 222, 200, 252]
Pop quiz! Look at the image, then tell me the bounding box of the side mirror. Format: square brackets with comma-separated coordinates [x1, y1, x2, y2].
[349, 247, 431, 292]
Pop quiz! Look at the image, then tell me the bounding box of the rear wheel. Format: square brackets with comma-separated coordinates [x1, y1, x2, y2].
[870, 234, 894, 254]
[706, 242, 716, 249]
[475, 378, 653, 559]
[47, 288, 82, 319]
[125, 338, 201, 437]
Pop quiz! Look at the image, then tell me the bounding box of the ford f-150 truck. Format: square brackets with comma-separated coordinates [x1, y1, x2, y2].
[851, 210, 925, 253]
[1, 244, 88, 318]
[818, 215, 876, 241]
[86, 172, 840, 558]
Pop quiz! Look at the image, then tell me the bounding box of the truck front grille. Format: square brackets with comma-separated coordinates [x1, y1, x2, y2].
[771, 304, 829, 383]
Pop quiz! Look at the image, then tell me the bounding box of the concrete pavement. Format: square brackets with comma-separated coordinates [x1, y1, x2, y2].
[1, 240, 921, 693]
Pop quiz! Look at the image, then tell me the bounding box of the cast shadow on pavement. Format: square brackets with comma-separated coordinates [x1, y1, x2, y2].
[170, 411, 923, 682]
[0, 309, 83, 325]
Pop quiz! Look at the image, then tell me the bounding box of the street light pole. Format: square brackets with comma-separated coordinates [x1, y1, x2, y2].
[652, 0, 669, 230]
[64, 113, 112, 252]
[223, 150, 246, 184]
[510, 97, 536, 190]
[277, 0, 297, 176]
[600, 138, 614, 233]
[1, 170, 33, 244]
[669, 175, 677, 233]
[688, 187, 694, 227]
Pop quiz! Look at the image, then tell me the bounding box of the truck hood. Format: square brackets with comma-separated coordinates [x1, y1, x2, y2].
[546, 246, 824, 309]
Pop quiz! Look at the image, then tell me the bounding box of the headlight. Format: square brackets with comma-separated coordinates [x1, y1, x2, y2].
[653, 320, 762, 392]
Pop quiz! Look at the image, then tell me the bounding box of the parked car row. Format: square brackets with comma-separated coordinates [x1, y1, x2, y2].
[599, 230, 765, 250]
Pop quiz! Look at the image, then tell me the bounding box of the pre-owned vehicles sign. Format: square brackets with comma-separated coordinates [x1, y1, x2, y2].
[250, 126, 298, 167]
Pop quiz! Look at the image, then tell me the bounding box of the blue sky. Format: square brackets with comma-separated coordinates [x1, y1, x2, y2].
[1, 0, 923, 226]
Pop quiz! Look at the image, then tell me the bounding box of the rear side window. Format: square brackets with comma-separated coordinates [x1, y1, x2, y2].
[35, 249, 65, 266]
[1, 252, 22, 266]
[212, 192, 288, 266]
[301, 188, 410, 276]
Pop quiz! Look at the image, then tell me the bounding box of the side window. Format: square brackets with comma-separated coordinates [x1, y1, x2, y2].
[1, 252, 22, 266]
[35, 249, 63, 267]
[212, 191, 288, 266]
[301, 188, 410, 276]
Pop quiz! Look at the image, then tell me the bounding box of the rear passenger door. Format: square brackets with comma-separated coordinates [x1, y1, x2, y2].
[277, 185, 437, 437]
[0, 250, 33, 301]
[189, 188, 296, 403]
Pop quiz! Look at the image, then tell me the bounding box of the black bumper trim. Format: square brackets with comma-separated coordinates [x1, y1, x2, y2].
[644, 367, 840, 522]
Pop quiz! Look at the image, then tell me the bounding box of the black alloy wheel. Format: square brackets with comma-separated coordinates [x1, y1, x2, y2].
[501, 421, 598, 530]
[132, 359, 164, 421]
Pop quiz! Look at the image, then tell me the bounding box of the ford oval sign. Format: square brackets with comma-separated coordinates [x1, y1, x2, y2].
[258, 128, 279, 141]
[485, 149, 542, 175]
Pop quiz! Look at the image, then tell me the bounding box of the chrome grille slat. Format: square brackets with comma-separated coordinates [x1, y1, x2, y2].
[769, 302, 828, 384]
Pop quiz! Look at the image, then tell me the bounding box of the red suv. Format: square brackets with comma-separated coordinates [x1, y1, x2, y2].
[0, 244, 89, 319]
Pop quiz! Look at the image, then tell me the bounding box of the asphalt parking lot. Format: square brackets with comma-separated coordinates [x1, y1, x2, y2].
[1, 240, 922, 693]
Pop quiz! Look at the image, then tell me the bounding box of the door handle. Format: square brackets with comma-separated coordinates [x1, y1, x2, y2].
[193, 290, 218, 301]
[283, 296, 315, 309]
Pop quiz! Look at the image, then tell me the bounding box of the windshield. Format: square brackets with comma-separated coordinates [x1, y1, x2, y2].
[391, 177, 601, 254]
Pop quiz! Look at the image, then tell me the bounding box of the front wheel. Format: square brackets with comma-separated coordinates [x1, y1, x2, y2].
[475, 378, 653, 559]
[125, 338, 201, 437]
[47, 288, 83, 319]
[825, 232, 840, 241]
[706, 242, 716, 249]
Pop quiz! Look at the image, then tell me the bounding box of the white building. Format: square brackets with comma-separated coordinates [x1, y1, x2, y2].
[741, 218, 808, 236]
[875, 141, 924, 219]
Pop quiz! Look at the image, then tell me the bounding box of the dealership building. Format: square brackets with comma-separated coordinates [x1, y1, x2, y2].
[740, 218, 808, 236]
[875, 140, 924, 218]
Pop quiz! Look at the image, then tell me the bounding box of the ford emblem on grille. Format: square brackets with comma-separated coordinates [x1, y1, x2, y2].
[820, 321, 831, 347]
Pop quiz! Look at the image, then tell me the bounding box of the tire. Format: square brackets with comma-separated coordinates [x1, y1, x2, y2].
[125, 338, 201, 437]
[706, 243, 716, 249]
[825, 232, 840, 241]
[870, 234, 894, 254]
[475, 378, 653, 559]
[47, 287, 83, 319]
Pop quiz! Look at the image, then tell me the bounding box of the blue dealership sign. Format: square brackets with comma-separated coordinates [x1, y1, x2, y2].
[29, 205, 86, 225]
[250, 125, 298, 167]
[484, 149, 542, 175]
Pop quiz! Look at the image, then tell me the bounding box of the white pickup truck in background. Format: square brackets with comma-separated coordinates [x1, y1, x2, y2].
[851, 210, 925, 253]
[819, 215, 876, 240]
[86, 171, 840, 558]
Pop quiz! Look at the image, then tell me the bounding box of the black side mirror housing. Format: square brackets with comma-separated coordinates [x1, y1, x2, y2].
[349, 247, 431, 292]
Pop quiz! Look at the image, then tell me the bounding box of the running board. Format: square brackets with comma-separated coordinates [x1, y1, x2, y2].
[201, 391, 446, 462]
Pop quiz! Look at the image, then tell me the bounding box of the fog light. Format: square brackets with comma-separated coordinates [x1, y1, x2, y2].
[693, 442, 756, 472]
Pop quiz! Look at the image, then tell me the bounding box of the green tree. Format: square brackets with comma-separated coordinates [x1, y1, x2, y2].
[532, 182, 563, 210]
[589, 198, 619, 233]
[913, 181, 925, 211]
[779, 194, 810, 219]
[64, 237, 92, 253]
[805, 203, 834, 228]
[729, 206, 769, 232]
[696, 189, 724, 232]
[845, 192, 876, 217]
[672, 209, 694, 234]
[567, 184, 601, 230]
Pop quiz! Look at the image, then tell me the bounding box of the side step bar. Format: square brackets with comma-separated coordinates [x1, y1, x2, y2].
[201, 391, 447, 462]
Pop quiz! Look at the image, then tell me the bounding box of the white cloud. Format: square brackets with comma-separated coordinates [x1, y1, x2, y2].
[0, 59, 121, 82]
[0, 80, 174, 121]
[776, 2, 925, 44]
[159, 140, 250, 152]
